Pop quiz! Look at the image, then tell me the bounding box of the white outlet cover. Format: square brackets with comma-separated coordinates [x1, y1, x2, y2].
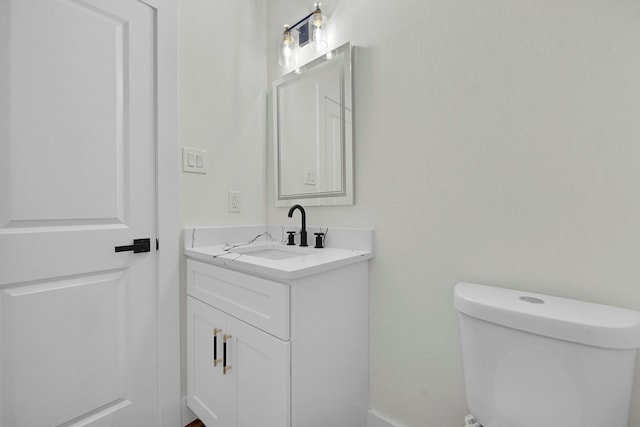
[228, 191, 240, 213]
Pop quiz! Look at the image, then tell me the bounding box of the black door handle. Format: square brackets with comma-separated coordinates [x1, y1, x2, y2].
[114, 238, 151, 253]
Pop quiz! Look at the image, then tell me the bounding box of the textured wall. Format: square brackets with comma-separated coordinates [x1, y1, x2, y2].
[266, 1, 640, 426]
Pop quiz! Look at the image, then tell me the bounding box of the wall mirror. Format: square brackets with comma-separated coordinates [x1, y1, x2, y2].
[273, 42, 353, 207]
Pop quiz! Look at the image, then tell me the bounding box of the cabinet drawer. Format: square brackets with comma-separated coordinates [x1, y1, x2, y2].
[187, 259, 290, 340]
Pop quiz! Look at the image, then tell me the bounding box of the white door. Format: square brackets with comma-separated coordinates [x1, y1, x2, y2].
[0, 0, 160, 425]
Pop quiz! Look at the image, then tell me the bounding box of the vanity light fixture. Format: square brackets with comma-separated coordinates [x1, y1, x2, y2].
[310, 4, 327, 52]
[279, 2, 329, 70]
[279, 25, 296, 68]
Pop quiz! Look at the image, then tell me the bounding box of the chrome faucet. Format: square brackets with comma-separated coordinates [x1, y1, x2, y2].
[287, 204, 308, 247]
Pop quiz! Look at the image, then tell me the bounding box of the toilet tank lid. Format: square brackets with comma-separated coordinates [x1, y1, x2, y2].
[454, 282, 640, 350]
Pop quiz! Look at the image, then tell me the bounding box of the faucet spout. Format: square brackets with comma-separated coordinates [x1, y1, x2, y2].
[287, 204, 308, 247]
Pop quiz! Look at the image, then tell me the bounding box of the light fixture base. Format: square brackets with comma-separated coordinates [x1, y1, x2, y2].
[298, 21, 310, 47]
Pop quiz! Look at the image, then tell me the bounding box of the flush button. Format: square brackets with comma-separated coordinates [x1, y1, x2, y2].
[520, 296, 545, 304]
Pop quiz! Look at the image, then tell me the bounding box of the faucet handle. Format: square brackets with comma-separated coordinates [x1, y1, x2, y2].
[286, 231, 296, 246]
[314, 232, 325, 249]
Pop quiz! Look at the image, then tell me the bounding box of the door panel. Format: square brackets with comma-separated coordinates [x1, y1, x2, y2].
[229, 316, 290, 427]
[2, 271, 128, 426]
[187, 297, 231, 427]
[0, 0, 159, 425]
[10, 0, 126, 222]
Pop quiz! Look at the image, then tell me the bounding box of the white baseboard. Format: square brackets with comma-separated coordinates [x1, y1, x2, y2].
[181, 397, 197, 426]
[368, 409, 401, 427]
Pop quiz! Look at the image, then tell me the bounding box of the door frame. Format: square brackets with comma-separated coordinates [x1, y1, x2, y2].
[146, 0, 180, 425]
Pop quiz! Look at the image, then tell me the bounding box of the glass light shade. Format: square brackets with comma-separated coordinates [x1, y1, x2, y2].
[310, 4, 328, 52]
[279, 25, 297, 69]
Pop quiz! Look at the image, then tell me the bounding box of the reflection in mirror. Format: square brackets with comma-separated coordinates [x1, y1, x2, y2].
[273, 42, 353, 207]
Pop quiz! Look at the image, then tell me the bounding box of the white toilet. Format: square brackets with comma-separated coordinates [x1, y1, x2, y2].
[454, 282, 640, 427]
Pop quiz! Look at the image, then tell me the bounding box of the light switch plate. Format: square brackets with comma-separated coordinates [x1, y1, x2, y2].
[182, 147, 207, 174]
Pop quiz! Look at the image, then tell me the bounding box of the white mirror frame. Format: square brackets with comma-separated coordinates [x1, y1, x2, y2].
[273, 42, 353, 207]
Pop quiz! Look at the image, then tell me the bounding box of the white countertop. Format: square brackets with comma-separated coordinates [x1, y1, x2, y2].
[184, 226, 374, 280]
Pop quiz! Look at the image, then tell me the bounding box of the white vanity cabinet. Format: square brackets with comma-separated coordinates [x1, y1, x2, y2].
[186, 257, 369, 427]
[187, 297, 290, 427]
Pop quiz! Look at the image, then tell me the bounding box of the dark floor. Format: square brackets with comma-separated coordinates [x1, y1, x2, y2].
[185, 420, 205, 427]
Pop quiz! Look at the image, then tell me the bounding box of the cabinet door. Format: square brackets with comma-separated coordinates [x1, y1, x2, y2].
[187, 297, 234, 427]
[227, 316, 291, 427]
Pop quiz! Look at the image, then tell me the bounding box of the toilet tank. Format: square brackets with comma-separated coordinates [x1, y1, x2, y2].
[454, 282, 640, 427]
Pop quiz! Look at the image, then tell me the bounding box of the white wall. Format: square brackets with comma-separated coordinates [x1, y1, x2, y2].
[177, 0, 640, 425]
[265, 1, 640, 426]
[178, 0, 267, 403]
[179, 0, 267, 228]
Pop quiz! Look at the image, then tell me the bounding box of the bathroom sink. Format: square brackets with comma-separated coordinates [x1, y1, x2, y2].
[184, 226, 374, 280]
[230, 246, 308, 260]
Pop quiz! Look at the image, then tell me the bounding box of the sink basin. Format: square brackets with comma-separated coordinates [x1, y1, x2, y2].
[230, 246, 308, 260]
[184, 226, 374, 280]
